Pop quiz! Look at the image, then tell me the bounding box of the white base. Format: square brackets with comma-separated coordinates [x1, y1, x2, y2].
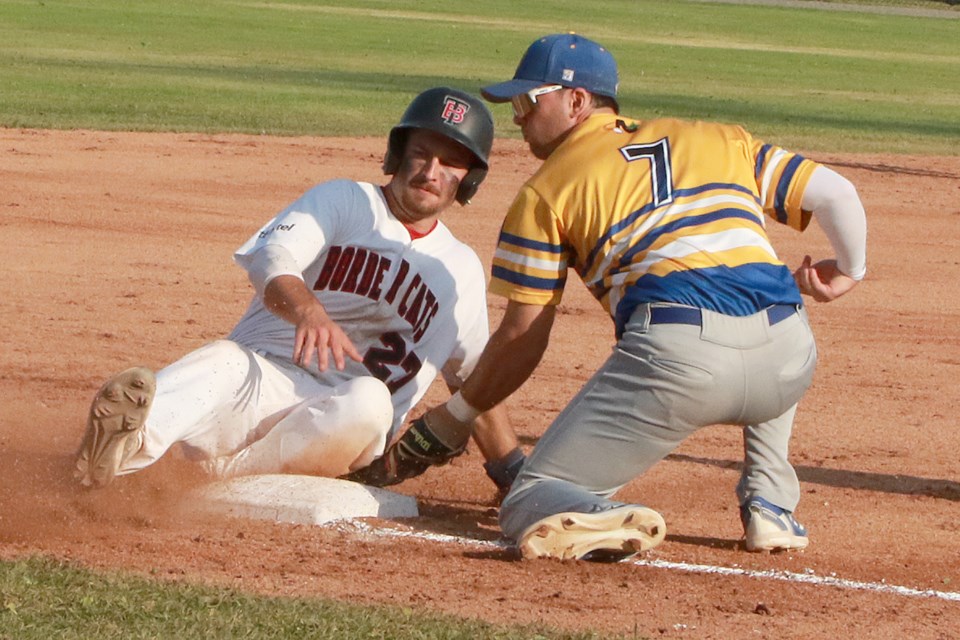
[194, 474, 419, 525]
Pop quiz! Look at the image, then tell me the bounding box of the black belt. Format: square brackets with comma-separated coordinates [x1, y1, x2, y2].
[648, 304, 799, 327]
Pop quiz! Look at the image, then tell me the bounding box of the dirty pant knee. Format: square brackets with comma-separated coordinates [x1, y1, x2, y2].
[280, 376, 394, 477]
[238, 376, 393, 478]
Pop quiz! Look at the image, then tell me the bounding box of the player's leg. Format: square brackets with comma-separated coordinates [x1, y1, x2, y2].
[738, 407, 804, 511]
[737, 406, 811, 551]
[206, 375, 394, 479]
[77, 340, 312, 487]
[498, 357, 678, 561]
[500, 312, 741, 560]
[128, 340, 311, 464]
[736, 309, 817, 551]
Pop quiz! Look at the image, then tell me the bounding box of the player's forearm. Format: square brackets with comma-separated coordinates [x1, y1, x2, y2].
[802, 166, 867, 280]
[470, 403, 518, 460]
[263, 274, 327, 326]
[460, 302, 555, 411]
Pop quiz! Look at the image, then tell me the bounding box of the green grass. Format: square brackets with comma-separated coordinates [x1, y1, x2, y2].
[0, 0, 958, 153]
[0, 557, 613, 640]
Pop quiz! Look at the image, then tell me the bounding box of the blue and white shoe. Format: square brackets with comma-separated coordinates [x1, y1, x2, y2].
[740, 497, 809, 552]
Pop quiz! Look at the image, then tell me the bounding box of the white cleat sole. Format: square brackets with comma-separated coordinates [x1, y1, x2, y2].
[519, 505, 666, 562]
[75, 367, 156, 488]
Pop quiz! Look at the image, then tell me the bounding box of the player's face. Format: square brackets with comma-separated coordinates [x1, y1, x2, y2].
[513, 86, 576, 160]
[388, 129, 473, 223]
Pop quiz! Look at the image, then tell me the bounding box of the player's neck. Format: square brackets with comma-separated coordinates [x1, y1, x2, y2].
[380, 185, 439, 238]
[404, 219, 438, 239]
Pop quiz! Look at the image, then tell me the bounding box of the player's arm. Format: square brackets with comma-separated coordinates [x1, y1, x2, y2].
[409, 391, 525, 495]
[470, 402, 526, 497]
[426, 300, 553, 493]
[343, 301, 551, 493]
[470, 402, 519, 464]
[433, 388, 524, 496]
[341, 399, 524, 496]
[417, 299, 557, 465]
[242, 244, 361, 370]
[794, 166, 867, 302]
[458, 300, 556, 411]
[263, 275, 362, 371]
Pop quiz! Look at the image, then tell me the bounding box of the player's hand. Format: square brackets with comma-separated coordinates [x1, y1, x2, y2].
[293, 305, 362, 371]
[793, 255, 858, 302]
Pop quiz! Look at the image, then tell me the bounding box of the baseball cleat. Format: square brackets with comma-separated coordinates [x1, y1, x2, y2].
[740, 497, 809, 552]
[518, 504, 666, 562]
[75, 367, 156, 488]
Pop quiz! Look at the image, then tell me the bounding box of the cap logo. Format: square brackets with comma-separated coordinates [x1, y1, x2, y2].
[562, 69, 575, 82]
[441, 96, 470, 124]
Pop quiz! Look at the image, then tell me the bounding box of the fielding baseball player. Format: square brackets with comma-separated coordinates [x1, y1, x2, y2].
[75, 87, 525, 496]
[404, 34, 868, 561]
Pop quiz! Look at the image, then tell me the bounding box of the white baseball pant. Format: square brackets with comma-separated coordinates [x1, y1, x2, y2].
[118, 339, 394, 478]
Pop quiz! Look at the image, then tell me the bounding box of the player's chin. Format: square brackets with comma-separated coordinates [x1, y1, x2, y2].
[527, 141, 552, 161]
[406, 191, 452, 216]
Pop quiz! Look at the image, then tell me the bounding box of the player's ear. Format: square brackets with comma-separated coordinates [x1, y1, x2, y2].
[568, 88, 593, 118]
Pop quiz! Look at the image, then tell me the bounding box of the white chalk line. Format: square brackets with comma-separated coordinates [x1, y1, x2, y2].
[343, 522, 960, 603]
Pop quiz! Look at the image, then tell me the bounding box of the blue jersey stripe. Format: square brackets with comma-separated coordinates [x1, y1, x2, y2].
[491, 265, 566, 291]
[584, 182, 761, 275]
[615, 207, 763, 270]
[498, 231, 565, 254]
[774, 155, 805, 223]
[755, 144, 772, 181]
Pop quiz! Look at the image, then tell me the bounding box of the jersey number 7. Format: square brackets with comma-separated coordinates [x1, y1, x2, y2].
[619, 137, 674, 208]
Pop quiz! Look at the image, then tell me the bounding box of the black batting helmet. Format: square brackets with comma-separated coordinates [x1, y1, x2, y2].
[383, 87, 494, 205]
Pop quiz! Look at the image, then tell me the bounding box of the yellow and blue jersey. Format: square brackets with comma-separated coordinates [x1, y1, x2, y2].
[489, 114, 818, 335]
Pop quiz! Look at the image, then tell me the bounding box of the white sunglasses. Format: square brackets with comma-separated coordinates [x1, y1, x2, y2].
[511, 84, 565, 118]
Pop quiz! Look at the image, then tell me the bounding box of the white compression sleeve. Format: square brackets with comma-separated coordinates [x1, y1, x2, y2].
[800, 166, 868, 281]
[236, 244, 304, 296]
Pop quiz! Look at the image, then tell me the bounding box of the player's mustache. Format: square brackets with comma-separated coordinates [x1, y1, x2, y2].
[410, 177, 442, 196]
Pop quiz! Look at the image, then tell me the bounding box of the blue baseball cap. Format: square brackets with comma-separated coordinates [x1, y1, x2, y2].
[481, 33, 619, 103]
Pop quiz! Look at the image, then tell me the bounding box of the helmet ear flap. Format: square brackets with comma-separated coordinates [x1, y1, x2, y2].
[382, 128, 408, 175]
[456, 167, 487, 205]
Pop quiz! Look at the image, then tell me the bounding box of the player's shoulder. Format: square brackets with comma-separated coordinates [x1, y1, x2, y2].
[294, 179, 384, 214]
[428, 224, 484, 266]
[626, 115, 745, 138]
[430, 222, 479, 254]
[301, 178, 368, 199]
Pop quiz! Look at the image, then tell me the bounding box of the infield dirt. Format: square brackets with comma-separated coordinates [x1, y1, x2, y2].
[1, 129, 958, 638]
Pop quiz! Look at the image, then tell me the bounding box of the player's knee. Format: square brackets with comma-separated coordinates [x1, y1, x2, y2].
[345, 376, 393, 429]
[327, 376, 393, 439]
[274, 377, 394, 476]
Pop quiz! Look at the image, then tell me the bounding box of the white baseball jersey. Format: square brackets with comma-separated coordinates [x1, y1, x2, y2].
[228, 179, 490, 437]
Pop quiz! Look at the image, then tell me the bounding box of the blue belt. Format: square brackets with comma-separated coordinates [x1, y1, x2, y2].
[648, 304, 799, 327]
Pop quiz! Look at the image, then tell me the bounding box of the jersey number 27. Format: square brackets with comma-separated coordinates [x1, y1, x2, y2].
[363, 331, 422, 394]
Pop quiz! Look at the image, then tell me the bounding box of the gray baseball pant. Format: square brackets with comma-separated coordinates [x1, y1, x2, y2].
[499, 302, 817, 541]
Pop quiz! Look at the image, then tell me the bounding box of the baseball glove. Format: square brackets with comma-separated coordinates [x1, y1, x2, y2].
[343, 414, 466, 487]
